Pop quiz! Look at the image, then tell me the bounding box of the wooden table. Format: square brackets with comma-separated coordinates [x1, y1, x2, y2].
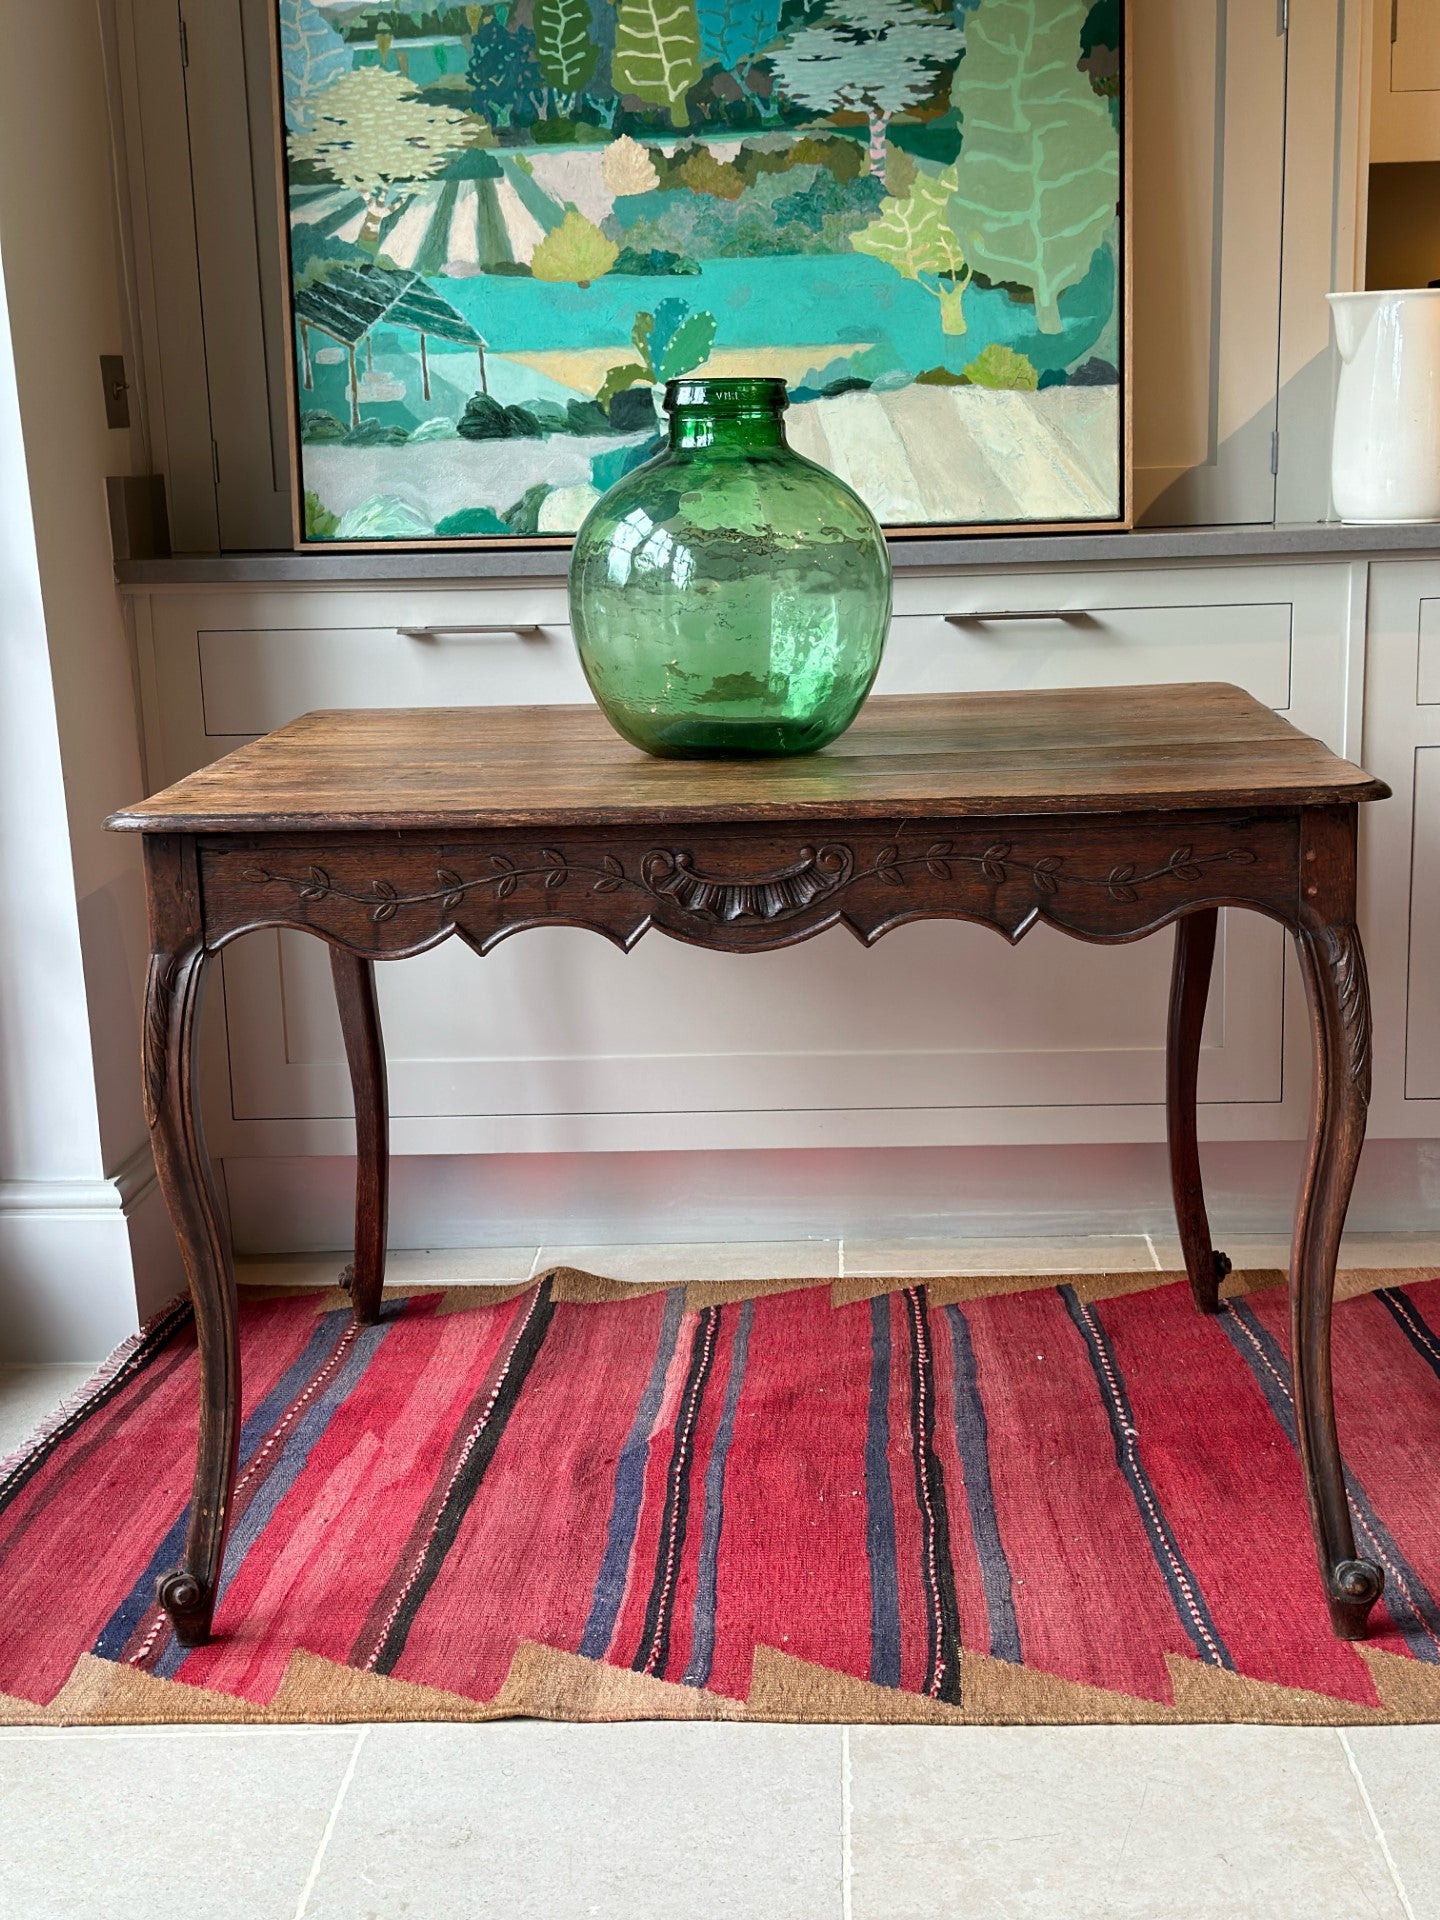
[109, 685, 1390, 1648]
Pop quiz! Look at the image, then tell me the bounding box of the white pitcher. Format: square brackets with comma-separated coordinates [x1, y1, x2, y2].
[1328, 289, 1440, 523]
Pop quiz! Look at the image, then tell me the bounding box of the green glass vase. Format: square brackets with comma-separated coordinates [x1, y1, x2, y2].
[568, 377, 892, 758]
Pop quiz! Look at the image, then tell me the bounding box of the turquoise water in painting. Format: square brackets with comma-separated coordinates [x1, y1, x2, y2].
[424, 246, 1117, 386]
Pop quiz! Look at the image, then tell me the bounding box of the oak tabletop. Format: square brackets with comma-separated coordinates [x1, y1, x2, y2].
[106, 685, 1389, 834]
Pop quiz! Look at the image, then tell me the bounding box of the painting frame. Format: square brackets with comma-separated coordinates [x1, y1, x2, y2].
[271, 0, 1133, 553]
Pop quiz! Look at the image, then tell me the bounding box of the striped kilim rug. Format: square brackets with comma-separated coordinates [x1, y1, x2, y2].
[2, 1266, 1440, 1727]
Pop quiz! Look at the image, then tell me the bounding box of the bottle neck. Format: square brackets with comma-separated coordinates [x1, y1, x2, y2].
[668, 407, 787, 453]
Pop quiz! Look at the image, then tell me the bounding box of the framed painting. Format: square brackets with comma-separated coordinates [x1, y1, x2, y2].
[275, 0, 1128, 548]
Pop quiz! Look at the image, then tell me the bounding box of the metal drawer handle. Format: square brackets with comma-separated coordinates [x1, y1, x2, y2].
[944, 609, 1097, 624]
[397, 623, 546, 639]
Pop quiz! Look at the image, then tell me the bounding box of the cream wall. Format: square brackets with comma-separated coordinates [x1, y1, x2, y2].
[0, 0, 180, 1357]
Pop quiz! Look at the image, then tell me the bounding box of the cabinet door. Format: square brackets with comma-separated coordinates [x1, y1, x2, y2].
[136, 564, 1356, 1160]
[1372, 0, 1440, 161]
[1393, 0, 1440, 92]
[1130, 0, 1286, 525]
[1360, 562, 1440, 1132]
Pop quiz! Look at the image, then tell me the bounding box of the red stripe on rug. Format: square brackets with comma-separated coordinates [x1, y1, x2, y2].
[965, 1286, 1196, 1701]
[390, 1289, 681, 1701]
[175, 1290, 525, 1701]
[1098, 1284, 1381, 1704]
[1256, 1278, 1440, 1656]
[0, 1295, 318, 1702]
[702, 1288, 875, 1699]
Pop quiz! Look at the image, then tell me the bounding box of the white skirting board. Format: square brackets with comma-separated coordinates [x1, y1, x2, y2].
[219, 1138, 1440, 1259]
[0, 1157, 183, 1363]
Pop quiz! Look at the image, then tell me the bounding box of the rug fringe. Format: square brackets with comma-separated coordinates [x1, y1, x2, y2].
[0, 1293, 192, 1497]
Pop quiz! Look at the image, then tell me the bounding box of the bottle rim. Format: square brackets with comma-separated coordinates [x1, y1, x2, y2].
[664, 376, 789, 414]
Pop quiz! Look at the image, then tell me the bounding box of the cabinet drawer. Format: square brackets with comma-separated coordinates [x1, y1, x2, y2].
[877, 600, 1292, 708]
[147, 585, 582, 769]
[198, 618, 586, 737]
[1417, 600, 1440, 705]
[190, 584, 579, 737]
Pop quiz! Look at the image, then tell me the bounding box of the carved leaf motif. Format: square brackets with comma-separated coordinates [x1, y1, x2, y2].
[925, 839, 953, 879]
[299, 864, 332, 902]
[1032, 855, 1061, 896]
[142, 953, 181, 1128]
[369, 878, 398, 923]
[497, 873, 518, 900]
[1107, 863, 1138, 902]
[436, 866, 464, 912]
[981, 841, 1011, 882]
[875, 844, 903, 887]
[1169, 845, 1202, 881]
[1323, 923, 1373, 1099]
[491, 854, 515, 873]
[593, 852, 625, 894]
[542, 850, 568, 891]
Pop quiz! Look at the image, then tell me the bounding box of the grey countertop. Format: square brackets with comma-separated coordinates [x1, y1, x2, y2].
[114, 520, 1440, 587]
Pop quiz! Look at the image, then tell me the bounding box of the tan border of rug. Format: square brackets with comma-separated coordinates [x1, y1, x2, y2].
[2, 1265, 1436, 1728]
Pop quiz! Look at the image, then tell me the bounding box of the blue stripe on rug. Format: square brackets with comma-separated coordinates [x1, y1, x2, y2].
[578, 1287, 685, 1661]
[865, 1292, 902, 1689]
[684, 1297, 753, 1689]
[944, 1301, 1022, 1664]
[1223, 1298, 1440, 1663]
[151, 1313, 394, 1678]
[93, 1309, 353, 1661]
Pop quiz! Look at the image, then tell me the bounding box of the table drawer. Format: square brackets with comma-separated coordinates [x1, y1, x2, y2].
[130, 560, 1358, 1159]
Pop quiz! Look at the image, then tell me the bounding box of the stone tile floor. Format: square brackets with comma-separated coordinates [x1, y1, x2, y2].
[1, 1232, 1437, 1919]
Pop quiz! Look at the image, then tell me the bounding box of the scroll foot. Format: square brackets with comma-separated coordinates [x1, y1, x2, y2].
[1328, 1558, 1385, 1640]
[157, 1568, 215, 1647]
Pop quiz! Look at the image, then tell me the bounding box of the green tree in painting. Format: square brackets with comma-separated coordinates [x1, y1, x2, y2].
[535, 0, 598, 91]
[696, 0, 781, 80]
[963, 342, 1039, 388]
[598, 299, 718, 406]
[946, 0, 1119, 332]
[466, 10, 545, 127]
[281, 0, 352, 132]
[614, 0, 703, 127]
[851, 166, 971, 332]
[289, 69, 475, 244]
[769, 0, 963, 185]
[530, 210, 619, 285]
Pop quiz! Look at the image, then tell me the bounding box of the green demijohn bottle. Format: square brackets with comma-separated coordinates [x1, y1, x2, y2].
[568, 377, 892, 758]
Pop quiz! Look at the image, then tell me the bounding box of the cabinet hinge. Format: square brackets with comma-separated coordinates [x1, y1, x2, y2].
[179, 10, 189, 66]
[1392, 0, 1400, 44]
[210, 439, 221, 487]
[1278, 0, 1288, 34]
[1270, 430, 1280, 476]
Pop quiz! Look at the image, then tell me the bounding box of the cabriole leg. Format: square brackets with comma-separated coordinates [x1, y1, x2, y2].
[143, 837, 237, 1648]
[331, 948, 389, 1325]
[1291, 899, 1383, 1639]
[1166, 908, 1230, 1313]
